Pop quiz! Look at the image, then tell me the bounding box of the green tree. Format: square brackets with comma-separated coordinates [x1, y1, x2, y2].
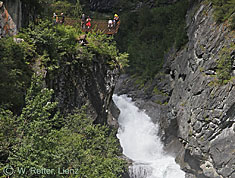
[17, 0, 82, 26]
[3, 74, 126, 178]
[8, 74, 61, 177]
[116, 0, 189, 79]
[0, 37, 33, 113]
[51, 0, 82, 18]
[0, 109, 16, 172]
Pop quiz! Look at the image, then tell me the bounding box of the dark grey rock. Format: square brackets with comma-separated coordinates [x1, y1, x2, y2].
[209, 125, 235, 168]
[226, 102, 235, 121]
[46, 49, 120, 125]
[193, 121, 203, 133]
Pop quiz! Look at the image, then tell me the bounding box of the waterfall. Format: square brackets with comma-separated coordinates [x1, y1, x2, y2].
[113, 95, 185, 178]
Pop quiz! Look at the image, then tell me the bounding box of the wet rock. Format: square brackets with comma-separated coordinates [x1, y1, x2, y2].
[107, 100, 120, 129]
[200, 161, 221, 178]
[193, 121, 203, 133]
[209, 124, 235, 175]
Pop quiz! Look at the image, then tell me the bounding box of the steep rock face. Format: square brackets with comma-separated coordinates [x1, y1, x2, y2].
[46, 54, 120, 126]
[163, 3, 235, 178]
[2, 0, 22, 29]
[115, 2, 234, 178]
[0, 1, 17, 37]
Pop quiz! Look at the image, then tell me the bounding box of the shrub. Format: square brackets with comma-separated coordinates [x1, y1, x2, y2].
[216, 45, 234, 84]
[210, 0, 235, 25]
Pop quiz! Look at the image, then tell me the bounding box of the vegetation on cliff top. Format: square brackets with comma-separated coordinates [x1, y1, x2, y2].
[0, 20, 127, 113]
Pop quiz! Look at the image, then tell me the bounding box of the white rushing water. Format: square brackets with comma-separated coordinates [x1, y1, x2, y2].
[113, 95, 185, 178]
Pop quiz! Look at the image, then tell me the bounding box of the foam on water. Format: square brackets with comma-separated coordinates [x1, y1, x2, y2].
[113, 95, 185, 178]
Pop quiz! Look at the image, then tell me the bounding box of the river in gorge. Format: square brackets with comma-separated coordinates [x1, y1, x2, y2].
[113, 94, 185, 178]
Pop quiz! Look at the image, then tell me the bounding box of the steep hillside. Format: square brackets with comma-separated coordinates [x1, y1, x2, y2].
[162, 3, 234, 177]
[115, 1, 235, 178]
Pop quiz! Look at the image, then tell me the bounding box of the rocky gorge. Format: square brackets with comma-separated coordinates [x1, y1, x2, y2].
[115, 1, 235, 178]
[1, 0, 234, 177]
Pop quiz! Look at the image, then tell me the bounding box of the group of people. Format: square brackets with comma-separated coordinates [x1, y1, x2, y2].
[53, 12, 65, 25]
[81, 13, 91, 29]
[52, 12, 119, 31]
[108, 14, 120, 30]
[80, 13, 120, 30]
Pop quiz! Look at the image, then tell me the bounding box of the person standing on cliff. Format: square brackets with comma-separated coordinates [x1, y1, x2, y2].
[108, 19, 113, 31]
[53, 13, 58, 25]
[86, 16, 91, 29]
[81, 13, 86, 29]
[113, 14, 119, 27]
[60, 13, 65, 24]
